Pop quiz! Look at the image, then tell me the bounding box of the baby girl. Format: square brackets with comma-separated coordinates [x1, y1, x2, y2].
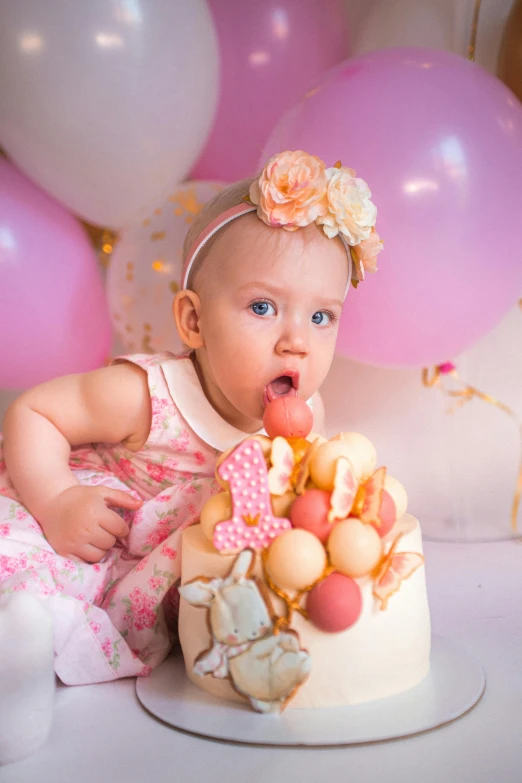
[0, 150, 381, 763]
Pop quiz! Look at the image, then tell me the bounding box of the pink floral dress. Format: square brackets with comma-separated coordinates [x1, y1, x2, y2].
[0, 352, 263, 686]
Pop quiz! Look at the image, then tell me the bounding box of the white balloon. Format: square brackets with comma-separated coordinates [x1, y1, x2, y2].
[107, 180, 225, 354]
[0, 0, 219, 228]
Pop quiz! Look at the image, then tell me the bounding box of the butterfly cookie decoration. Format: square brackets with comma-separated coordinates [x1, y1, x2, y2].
[372, 533, 424, 610]
[329, 463, 386, 525]
[267, 436, 322, 496]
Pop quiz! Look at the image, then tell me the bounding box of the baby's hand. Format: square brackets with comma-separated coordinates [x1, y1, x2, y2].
[38, 485, 142, 563]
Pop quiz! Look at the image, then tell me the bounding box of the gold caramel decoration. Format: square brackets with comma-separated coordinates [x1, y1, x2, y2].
[261, 548, 334, 630]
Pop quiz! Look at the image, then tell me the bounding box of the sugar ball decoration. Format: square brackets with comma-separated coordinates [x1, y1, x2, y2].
[309, 440, 358, 491]
[200, 492, 232, 543]
[266, 529, 327, 592]
[306, 572, 362, 633]
[271, 490, 296, 518]
[289, 489, 333, 544]
[263, 397, 313, 440]
[327, 518, 383, 578]
[384, 475, 408, 519]
[329, 432, 377, 480]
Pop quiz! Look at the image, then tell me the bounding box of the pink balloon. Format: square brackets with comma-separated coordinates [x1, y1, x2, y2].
[189, 0, 350, 182]
[263, 48, 522, 367]
[0, 159, 112, 388]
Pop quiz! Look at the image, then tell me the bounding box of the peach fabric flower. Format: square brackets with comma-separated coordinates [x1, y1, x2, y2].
[249, 150, 328, 230]
[352, 228, 383, 279]
[317, 166, 377, 245]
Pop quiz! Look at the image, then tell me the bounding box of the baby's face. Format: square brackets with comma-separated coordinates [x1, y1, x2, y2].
[193, 215, 348, 431]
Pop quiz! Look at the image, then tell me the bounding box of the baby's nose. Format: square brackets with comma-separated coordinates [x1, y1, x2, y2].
[275, 325, 309, 357]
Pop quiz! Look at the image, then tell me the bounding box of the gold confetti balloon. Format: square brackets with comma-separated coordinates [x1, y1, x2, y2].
[106, 181, 225, 354]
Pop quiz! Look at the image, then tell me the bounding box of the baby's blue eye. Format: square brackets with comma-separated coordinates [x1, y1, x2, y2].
[251, 301, 275, 316]
[312, 311, 331, 326]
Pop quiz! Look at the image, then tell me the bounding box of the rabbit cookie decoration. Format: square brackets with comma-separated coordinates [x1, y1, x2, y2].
[179, 549, 311, 713]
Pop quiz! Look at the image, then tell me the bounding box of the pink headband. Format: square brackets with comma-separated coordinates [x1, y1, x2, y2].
[181, 202, 353, 295]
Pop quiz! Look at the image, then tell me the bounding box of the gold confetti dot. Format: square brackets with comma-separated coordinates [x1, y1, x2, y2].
[113, 313, 121, 321]
[169, 281, 180, 294]
[126, 261, 134, 270]
[142, 332, 153, 352]
[150, 231, 166, 242]
[144, 323, 152, 331]
[153, 207, 162, 216]
[142, 218, 150, 227]
[170, 188, 205, 218]
[125, 324, 133, 333]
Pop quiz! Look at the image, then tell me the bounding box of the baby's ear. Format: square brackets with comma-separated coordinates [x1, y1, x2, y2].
[172, 290, 205, 349]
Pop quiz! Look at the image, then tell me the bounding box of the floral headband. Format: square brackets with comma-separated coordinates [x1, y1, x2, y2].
[181, 150, 382, 292]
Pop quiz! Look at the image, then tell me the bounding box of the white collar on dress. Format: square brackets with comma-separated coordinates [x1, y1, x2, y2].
[160, 354, 312, 453]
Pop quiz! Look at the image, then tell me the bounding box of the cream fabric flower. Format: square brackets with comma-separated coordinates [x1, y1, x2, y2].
[317, 166, 377, 245]
[249, 150, 328, 230]
[352, 228, 383, 278]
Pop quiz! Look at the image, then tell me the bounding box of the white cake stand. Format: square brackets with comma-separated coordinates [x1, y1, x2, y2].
[135, 635, 485, 746]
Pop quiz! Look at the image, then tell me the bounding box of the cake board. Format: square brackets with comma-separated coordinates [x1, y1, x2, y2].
[136, 635, 485, 746]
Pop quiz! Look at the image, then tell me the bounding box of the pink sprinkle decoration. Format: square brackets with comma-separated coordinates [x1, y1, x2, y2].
[214, 439, 291, 553]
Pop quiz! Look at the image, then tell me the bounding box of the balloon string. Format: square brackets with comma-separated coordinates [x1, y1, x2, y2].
[467, 0, 482, 61]
[422, 352, 522, 532]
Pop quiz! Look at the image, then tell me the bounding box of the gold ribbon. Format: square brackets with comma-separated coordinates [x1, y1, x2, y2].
[422, 325, 522, 533]
[467, 0, 482, 62]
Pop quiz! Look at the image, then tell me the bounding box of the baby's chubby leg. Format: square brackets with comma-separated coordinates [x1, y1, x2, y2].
[0, 592, 55, 765]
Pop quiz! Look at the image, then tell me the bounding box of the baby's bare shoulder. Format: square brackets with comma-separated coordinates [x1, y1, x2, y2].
[14, 361, 152, 448]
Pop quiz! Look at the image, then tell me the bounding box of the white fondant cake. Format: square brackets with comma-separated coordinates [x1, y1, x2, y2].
[179, 515, 431, 710]
[178, 423, 432, 714]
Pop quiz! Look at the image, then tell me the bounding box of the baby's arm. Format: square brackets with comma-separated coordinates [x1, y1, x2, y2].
[2, 363, 151, 561]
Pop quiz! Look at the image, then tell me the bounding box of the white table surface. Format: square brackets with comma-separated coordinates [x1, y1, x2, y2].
[4, 538, 522, 783]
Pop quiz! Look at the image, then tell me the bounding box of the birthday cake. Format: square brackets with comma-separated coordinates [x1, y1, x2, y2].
[179, 398, 431, 713]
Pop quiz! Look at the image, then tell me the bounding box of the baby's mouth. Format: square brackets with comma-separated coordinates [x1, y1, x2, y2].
[263, 373, 299, 408]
